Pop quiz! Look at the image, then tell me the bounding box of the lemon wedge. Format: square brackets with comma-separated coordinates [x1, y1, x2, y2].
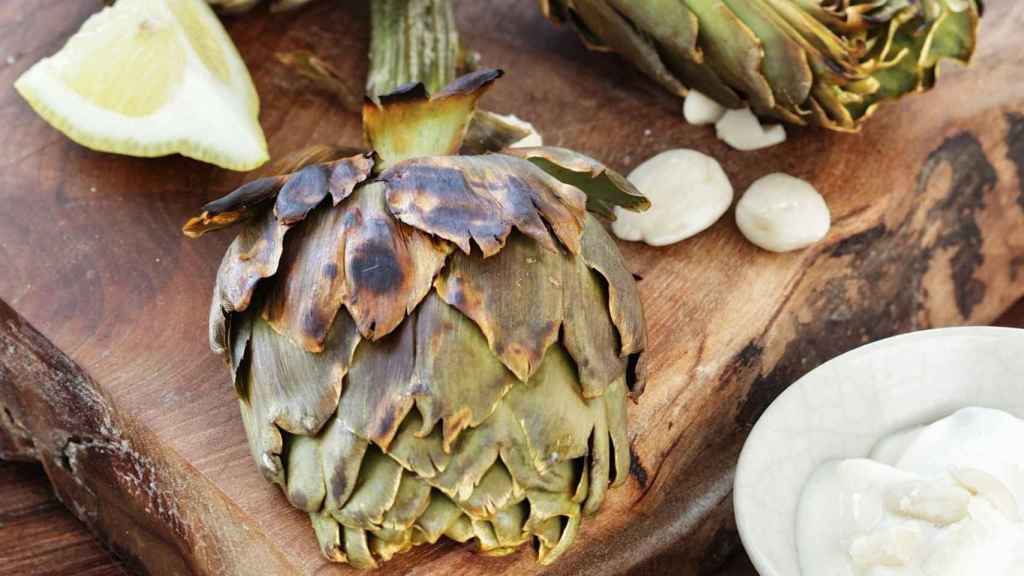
[14, 0, 268, 171]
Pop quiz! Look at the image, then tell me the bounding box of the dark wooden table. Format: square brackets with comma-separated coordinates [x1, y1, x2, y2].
[5, 302, 1022, 575]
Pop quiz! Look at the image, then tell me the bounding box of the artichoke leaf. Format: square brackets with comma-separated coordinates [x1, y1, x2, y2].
[503, 146, 649, 220]
[435, 233, 564, 383]
[504, 346, 595, 474]
[263, 182, 450, 348]
[379, 474, 433, 532]
[309, 512, 347, 563]
[583, 393, 611, 515]
[562, 254, 626, 399]
[212, 207, 288, 328]
[249, 315, 358, 435]
[455, 461, 522, 519]
[604, 378, 631, 487]
[386, 410, 452, 480]
[682, 0, 776, 111]
[579, 217, 647, 393]
[184, 176, 285, 238]
[344, 526, 378, 570]
[238, 393, 285, 487]
[607, 0, 701, 63]
[413, 293, 519, 449]
[722, 0, 814, 110]
[320, 420, 371, 514]
[183, 150, 371, 237]
[286, 434, 327, 512]
[569, 0, 688, 96]
[536, 512, 582, 565]
[336, 316, 416, 450]
[411, 492, 463, 544]
[383, 154, 587, 256]
[364, 69, 502, 171]
[334, 446, 405, 530]
[461, 110, 533, 155]
[491, 502, 530, 548]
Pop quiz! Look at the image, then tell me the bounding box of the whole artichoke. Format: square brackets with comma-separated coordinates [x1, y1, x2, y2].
[542, 0, 982, 131]
[185, 70, 649, 568]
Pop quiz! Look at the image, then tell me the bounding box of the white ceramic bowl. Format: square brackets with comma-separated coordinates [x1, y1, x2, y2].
[733, 327, 1024, 576]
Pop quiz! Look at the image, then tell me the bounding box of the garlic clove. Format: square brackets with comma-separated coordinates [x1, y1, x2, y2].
[715, 108, 786, 151]
[735, 173, 830, 253]
[683, 90, 726, 125]
[497, 113, 544, 148]
[611, 149, 733, 246]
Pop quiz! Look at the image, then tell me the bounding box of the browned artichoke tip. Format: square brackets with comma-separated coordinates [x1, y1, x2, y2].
[186, 70, 648, 568]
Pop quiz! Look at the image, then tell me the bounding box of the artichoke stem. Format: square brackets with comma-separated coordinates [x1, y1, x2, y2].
[368, 0, 460, 97]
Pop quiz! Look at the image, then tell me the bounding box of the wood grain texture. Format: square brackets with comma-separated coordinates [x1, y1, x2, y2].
[0, 0, 1023, 574]
[0, 462, 128, 576]
[8, 301, 1024, 576]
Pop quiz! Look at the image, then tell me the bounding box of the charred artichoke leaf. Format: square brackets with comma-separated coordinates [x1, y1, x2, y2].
[262, 182, 450, 349]
[364, 69, 502, 171]
[184, 176, 285, 238]
[249, 313, 359, 435]
[207, 207, 288, 355]
[504, 146, 649, 221]
[435, 233, 564, 382]
[334, 316, 416, 450]
[183, 148, 370, 238]
[383, 154, 587, 256]
[413, 292, 519, 450]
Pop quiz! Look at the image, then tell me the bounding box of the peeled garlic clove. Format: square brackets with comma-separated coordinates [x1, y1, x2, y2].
[735, 173, 830, 252]
[611, 149, 733, 246]
[497, 113, 544, 148]
[683, 90, 726, 126]
[715, 108, 786, 151]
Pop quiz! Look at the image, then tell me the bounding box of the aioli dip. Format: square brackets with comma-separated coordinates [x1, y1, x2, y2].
[797, 407, 1024, 575]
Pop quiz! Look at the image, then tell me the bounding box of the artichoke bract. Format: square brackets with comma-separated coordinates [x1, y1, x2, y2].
[542, 0, 982, 131]
[185, 69, 649, 568]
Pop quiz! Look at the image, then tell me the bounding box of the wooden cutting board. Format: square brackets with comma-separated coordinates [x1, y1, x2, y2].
[2, 1, 1023, 574]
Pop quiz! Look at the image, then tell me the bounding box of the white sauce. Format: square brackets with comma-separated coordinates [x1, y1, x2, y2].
[611, 149, 733, 246]
[797, 407, 1024, 576]
[735, 173, 830, 252]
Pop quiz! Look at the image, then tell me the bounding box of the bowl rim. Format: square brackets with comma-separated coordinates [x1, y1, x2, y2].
[732, 325, 1024, 576]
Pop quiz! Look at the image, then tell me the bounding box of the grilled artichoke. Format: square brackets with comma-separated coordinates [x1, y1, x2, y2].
[185, 69, 649, 567]
[542, 0, 982, 131]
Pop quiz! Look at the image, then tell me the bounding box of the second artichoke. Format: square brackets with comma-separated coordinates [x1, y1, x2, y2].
[543, 0, 982, 131]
